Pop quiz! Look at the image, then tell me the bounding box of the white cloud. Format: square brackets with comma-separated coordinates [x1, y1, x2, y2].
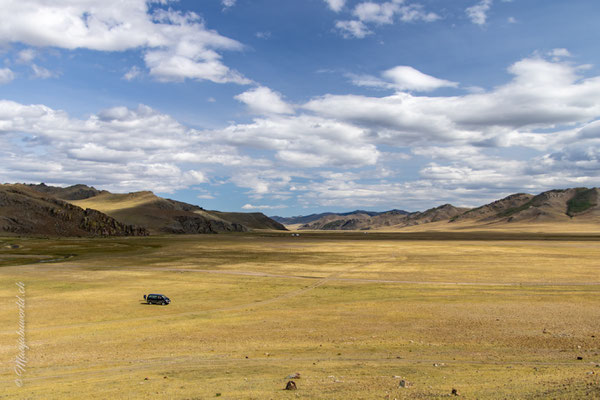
[548, 48, 572, 58]
[123, 66, 142, 81]
[0, 68, 14, 84]
[466, 0, 492, 25]
[255, 31, 271, 39]
[306, 55, 600, 148]
[222, 0, 236, 8]
[335, 20, 372, 39]
[16, 49, 36, 64]
[2, 52, 600, 210]
[0, 101, 258, 193]
[0, 1, 249, 84]
[352, 65, 458, 92]
[235, 86, 294, 115]
[242, 203, 287, 210]
[354, 0, 439, 24]
[324, 0, 346, 12]
[336, 1, 439, 39]
[31, 64, 55, 79]
[217, 114, 379, 168]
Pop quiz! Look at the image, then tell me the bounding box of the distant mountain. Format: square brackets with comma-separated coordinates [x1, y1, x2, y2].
[298, 205, 467, 230]
[0, 184, 147, 237]
[210, 211, 286, 231]
[271, 209, 409, 225]
[284, 187, 600, 231]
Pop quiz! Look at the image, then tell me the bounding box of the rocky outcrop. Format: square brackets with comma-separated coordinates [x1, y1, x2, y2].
[0, 185, 147, 237]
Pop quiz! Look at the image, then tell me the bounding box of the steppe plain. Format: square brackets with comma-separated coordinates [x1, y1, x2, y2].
[1, 228, 599, 399]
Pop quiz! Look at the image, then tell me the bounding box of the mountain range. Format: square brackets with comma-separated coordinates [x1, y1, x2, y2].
[0, 183, 286, 237]
[271, 187, 600, 231]
[2, 184, 599, 236]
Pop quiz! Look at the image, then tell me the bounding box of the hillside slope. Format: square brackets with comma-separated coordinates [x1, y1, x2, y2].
[450, 188, 600, 225]
[210, 211, 286, 230]
[26, 184, 285, 234]
[0, 184, 147, 237]
[67, 191, 248, 234]
[299, 205, 468, 230]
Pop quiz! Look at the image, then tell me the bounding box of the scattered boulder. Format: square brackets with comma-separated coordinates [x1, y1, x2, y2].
[286, 373, 301, 379]
[451, 388, 459, 396]
[285, 380, 297, 390]
[577, 356, 584, 360]
[399, 380, 410, 388]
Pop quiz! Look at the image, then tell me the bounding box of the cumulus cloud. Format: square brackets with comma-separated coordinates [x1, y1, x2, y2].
[306, 56, 600, 148]
[0, 68, 14, 84]
[0, 101, 261, 193]
[466, 0, 492, 25]
[235, 86, 294, 115]
[336, 0, 439, 38]
[0, 1, 249, 84]
[335, 20, 372, 39]
[2, 53, 600, 210]
[354, 0, 438, 24]
[324, 0, 346, 12]
[217, 114, 379, 168]
[351, 65, 458, 92]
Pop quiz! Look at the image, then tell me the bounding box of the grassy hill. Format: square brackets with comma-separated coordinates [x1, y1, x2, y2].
[25, 184, 286, 234]
[288, 188, 600, 232]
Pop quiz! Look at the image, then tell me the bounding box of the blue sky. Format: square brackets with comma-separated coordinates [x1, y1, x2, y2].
[1, 0, 600, 216]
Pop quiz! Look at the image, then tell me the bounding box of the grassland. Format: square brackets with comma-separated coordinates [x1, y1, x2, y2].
[1, 232, 599, 399]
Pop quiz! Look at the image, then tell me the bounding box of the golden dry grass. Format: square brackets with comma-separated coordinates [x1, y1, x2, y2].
[0, 232, 599, 399]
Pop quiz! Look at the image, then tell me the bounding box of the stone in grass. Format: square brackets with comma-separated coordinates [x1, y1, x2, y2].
[399, 380, 410, 388]
[286, 373, 301, 379]
[451, 388, 460, 396]
[285, 380, 297, 390]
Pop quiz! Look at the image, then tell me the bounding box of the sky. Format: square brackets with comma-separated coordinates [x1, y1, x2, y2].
[1, 0, 600, 216]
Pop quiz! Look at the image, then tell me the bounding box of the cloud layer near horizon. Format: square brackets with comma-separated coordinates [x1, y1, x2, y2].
[2, 52, 600, 210]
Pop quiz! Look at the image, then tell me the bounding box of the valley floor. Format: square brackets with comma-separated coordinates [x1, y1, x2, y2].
[1, 232, 599, 399]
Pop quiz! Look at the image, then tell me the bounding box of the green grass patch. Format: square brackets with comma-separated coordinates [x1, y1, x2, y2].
[567, 188, 597, 216]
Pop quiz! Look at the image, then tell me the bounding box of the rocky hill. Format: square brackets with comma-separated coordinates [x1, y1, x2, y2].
[25, 183, 107, 200]
[22, 184, 285, 234]
[0, 184, 147, 237]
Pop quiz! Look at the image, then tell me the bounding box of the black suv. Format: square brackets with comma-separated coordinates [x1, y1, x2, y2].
[145, 294, 170, 305]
